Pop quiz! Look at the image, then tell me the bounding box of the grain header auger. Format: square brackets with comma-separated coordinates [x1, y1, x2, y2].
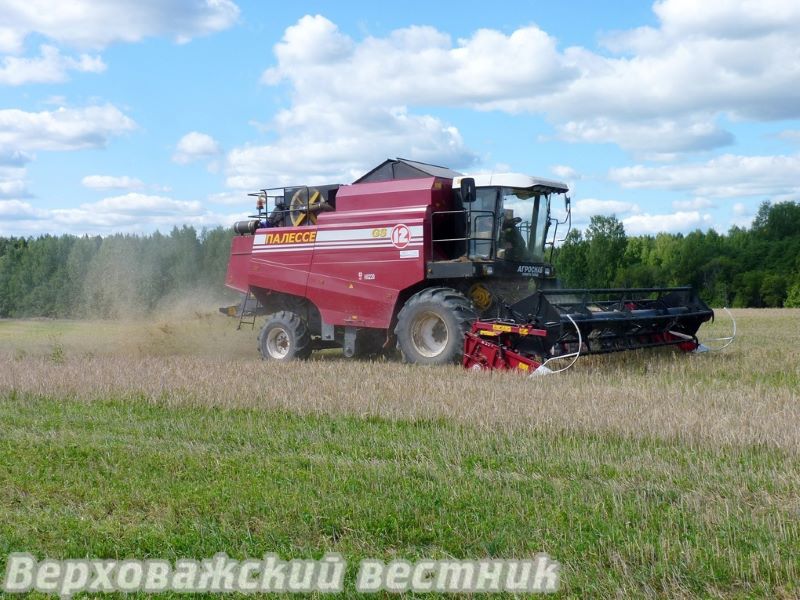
[222, 158, 734, 374]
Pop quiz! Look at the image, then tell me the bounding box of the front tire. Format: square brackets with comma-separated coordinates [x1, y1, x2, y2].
[258, 311, 312, 361]
[394, 287, 476, 365]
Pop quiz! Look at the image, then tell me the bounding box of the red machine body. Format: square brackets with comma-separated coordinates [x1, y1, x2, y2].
[226, 177, 447, 330]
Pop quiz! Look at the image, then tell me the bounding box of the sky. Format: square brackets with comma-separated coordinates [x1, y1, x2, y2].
[1, 0, 800, 237]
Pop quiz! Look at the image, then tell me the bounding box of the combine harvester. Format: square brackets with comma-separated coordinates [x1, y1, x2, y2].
[222, 158, 734, 374]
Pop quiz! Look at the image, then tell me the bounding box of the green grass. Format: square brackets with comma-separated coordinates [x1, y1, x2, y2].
[1, 392, 798, 598]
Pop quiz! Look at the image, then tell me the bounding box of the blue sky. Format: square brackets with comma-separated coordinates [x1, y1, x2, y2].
[1, 0, 799, 237]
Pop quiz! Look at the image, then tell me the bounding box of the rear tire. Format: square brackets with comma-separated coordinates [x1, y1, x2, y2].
[258, 311, 312, 361]
[394, 287, 476, 365]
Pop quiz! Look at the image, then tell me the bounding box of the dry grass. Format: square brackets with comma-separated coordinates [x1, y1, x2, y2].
[1, 309, 798, 452]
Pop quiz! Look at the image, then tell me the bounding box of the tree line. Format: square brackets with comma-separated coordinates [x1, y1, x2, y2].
[553, 201, 800, 308]
[0, 226, 234, 318]
[0, 200, 798, 318]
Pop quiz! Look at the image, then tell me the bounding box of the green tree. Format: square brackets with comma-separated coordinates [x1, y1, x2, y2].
[584, 215, 626, 288]
[760, 274, 788, 307]
[785, 280, 800, 308]
[554, 229, 588, 287]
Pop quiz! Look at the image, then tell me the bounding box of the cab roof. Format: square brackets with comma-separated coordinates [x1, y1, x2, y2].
[354, 158, 462, 183]
[454, 173, 568, 193]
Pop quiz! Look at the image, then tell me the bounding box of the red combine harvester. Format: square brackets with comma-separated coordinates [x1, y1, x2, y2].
[223, 158, 729, 373]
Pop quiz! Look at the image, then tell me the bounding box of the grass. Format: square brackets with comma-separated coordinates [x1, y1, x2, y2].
[0, 309, 799, 597]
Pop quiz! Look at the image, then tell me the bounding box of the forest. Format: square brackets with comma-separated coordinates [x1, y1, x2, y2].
[0, 200, 798, 318]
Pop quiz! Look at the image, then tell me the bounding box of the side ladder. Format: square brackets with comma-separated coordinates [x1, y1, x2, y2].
[237, 292, 261, 330]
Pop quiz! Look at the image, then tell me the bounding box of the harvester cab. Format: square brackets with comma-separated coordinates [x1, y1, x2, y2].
[222, 158, 732, 372]
[444, 173, 570, 280]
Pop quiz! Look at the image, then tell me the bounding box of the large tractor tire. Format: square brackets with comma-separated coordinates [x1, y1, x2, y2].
[258, 311, 312, 361]
[394, 287, 477, 365]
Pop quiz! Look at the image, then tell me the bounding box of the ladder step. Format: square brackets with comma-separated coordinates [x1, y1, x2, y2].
[236, 292, 261, 330]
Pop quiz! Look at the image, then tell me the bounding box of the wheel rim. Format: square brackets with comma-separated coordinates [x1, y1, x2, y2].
[265, 327, 291, 359]
[410, 311, 449, 358]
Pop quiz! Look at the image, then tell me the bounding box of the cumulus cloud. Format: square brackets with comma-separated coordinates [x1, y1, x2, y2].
[253, 2, 800, 161]
[0, 106, 136, 226]
[0, 45, 105, 85]
[173, 131, 221, 164]
[0, 199, 42, 220]
[240, 15, 561, 184]
[226, 105, 475, 188]
[556, 118, 735, 157]
[672, 197, 716, 210]
[261, 16, 572, 104]
[732, 202, 749, 215]
[0, 104, 136, 151]
[541, 0, 800, 149]
[551, 165, 580, 180]
[0, 193, 245, 236]
[0, 0, 240, 52]
[609, 153, 800, 198]
[623, 210, 714, 235]
[0, 149, 32, 167]
[0, 178, 28, 198]
[208, 191, 250, 206]
[572, 198, 639, 218]
[87, 193, 203, 216]
[81, 175, 144, 191]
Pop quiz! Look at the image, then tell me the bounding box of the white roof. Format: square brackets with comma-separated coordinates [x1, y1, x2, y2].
[453, 173, 568, 192]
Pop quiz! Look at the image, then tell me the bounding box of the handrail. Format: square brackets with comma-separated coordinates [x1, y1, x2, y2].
[430, 208, 497, 259]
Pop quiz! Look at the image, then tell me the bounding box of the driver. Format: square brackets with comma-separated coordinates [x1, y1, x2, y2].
[501, 209, 527, 261]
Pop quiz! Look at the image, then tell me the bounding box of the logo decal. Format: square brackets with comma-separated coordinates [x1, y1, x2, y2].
[391, 224, 410, 249]
[265, 231, 317, 244]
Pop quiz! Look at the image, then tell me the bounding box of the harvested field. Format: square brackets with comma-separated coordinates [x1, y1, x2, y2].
[1, 309, 798, 597]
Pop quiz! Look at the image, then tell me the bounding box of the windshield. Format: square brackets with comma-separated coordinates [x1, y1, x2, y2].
[499, 188, 551, 262]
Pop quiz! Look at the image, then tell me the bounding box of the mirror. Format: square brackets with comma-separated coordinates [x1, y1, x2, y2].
[460, 177, 476, 203]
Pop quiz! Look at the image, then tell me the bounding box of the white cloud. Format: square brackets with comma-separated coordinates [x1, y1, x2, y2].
[86, 193, 203, 216]
[572, 198, 639, 218]
[609, 153, 800, 198]
[556, 118, 734, 157]
[226, 105, 474, 188]
[0, 198, 41, 220]
[260, 16, 572, 104]
[0, 193, 245, 236]
[233, 14, 570, 186]
[208, 191, 249, 206]
[732, 202, 749, 216]
[0, 178, 28, 198]
[0, 0, 240, 51]
[254, 4, 800, 159]
[729, 202, 755, 228]
[672, 198, 717, 211]
[0, 106, 136, 224]
[551, 165, 580, 180]
[0, 45, 105, 85]
[81, 175, 144, 191]
[652, 0, 800, 39]
[672, 197, 716, 210]
[542, 0, 800, 139]
[0, 149, 32, 166]
[0, 162, 29, 199]
[0, 104, 136, 151]
[623, 210, 713, 235]
[173, 131, 221, 165]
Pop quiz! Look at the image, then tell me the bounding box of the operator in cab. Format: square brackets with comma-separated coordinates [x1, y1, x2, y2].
[501, 209, 527, 261]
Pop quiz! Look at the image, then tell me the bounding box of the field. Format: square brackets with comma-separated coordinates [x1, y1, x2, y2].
[1, 310, 798, 597]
